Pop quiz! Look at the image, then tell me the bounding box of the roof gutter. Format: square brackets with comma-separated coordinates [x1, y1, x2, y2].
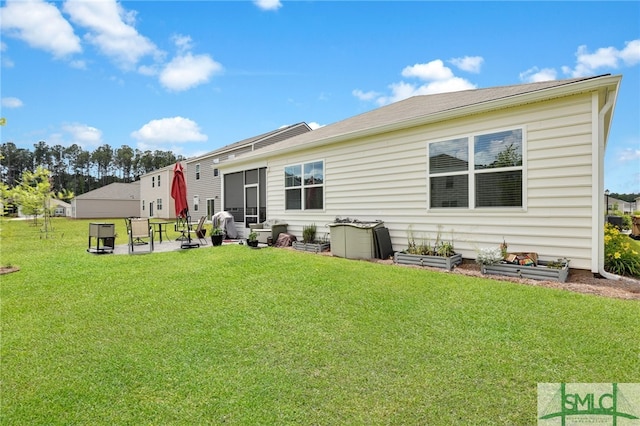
[595, 83, 620, 280]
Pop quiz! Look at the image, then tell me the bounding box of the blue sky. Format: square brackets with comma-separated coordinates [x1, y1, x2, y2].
[1, 0, 639, 193]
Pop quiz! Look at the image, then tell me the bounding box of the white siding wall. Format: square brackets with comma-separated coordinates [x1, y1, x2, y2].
[265, 93, 597, 269]
[139, 169, 174, 219]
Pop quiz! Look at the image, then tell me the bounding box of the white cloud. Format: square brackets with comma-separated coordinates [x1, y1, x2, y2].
[0, 41, 14, 68]
[366, 59, 476, 106]
[352, 89, 380, 101]
[620, 39, 640, 66]
[618, 148, 640, 162]
[1, 97, 23, 108]
[308, 122, 324, 130]
[131, 117, 208, 145]
[254, 0, 282, 11]
[172, 34, 194, 54]
[69, 59, 87, 70]
[519, 66, 558, 83]
[137, 64, 159, 77]
[449, 56, 484, 73]
[562, 39, 640, 77]
[63, 0, 161, 70]
[159, 53, 223, 91]
[402, 60, 453, 81]
[62, 123, 103, 147]
[1, 0, 81, 58]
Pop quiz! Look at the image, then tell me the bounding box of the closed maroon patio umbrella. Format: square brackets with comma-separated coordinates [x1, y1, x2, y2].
[171, 162, 199, 248]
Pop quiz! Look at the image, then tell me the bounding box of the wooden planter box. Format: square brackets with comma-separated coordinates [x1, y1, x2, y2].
[292, 241, 331, 253]
[394, 252, 463, 271]
[481, 260, 570, 282]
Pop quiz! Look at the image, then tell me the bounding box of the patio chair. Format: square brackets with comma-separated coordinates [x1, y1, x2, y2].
[181, 216, 208, 245]
[128, 218, 154, 254]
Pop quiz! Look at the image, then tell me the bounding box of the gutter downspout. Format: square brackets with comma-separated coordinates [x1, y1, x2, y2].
[595, 89, 618, 280]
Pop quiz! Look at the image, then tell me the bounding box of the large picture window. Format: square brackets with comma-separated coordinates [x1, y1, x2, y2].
[428, 129, 523, 209]
[285, 160, 324, 210]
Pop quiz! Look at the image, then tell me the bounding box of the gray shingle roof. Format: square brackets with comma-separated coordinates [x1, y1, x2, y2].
[74, 182, 140, 200]
[242, 74, 615, 158]
[190, 122, 312, 161]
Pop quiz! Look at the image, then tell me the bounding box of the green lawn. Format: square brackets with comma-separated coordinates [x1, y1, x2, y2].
[1, 218, 639, 424]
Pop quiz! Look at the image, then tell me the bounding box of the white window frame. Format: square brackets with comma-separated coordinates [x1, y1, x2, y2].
[284, 159, 325, 211]
[157, 198, 162, 210]
[195, 164, 201, 180]
[427, 126, 526, 210]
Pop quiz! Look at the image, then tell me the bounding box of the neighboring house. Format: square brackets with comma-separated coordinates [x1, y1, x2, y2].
[50, 199, 72, 217]
[139, 164, 178, 219]
[220, 74, 621, 273]
[72, 182, 140, 218]
[605, 196, 634, 215]
[185, 122, 311, 223]
[14, 198, 71, 218]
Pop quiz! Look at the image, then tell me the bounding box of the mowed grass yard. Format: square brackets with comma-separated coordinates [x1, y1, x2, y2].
[1, 218, 638, 425]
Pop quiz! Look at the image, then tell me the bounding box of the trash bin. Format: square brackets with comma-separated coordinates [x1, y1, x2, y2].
[606, 215, 623, 230]
[328, 219, 384, 260]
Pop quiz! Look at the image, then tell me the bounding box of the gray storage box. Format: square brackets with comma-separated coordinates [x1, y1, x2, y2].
[328, 221, 384, 260]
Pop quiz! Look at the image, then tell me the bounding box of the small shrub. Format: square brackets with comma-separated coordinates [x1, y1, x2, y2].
[406, 226, 455, 257]
[604, 223, 640, 278]
[476, 247, 503, 266]
[302, 224, 317, 243]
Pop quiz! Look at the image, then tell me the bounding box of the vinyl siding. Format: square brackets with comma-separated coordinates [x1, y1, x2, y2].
[185, 124, 312, 222]
[264, 93, 598, 269]
[74, 200, 140, 219]
[187, 158, 216, 221]
[139, 169, 174, 219]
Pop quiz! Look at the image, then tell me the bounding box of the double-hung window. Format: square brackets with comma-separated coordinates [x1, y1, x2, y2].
[428, 128, 523, 209]
[285, 160, 324, 210]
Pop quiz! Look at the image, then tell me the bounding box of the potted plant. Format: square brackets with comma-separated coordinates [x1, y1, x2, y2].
[394, 226, 462, 270]
[477, 242, 570, 282]
[246, 230, 259, 248]
[292, 223, 331, 253]
[211, 226, 224, 246]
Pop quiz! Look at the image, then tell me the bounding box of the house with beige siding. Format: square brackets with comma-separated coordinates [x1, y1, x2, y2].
[185, 123, 311, 223]
[139, 164, 179, 219]
[220, 74, 620, 273]
[72, 182, 140, 219]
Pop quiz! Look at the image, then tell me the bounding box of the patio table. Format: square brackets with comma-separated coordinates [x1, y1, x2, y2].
[150, 221, 171, 243]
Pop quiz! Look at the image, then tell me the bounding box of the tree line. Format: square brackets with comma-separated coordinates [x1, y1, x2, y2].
[0, 141, 184, 196]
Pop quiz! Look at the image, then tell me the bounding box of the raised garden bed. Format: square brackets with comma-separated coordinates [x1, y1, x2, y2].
[481, 259, 570, 282]
[394, 252, 463, 271]
[292, 241, 330, 253]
